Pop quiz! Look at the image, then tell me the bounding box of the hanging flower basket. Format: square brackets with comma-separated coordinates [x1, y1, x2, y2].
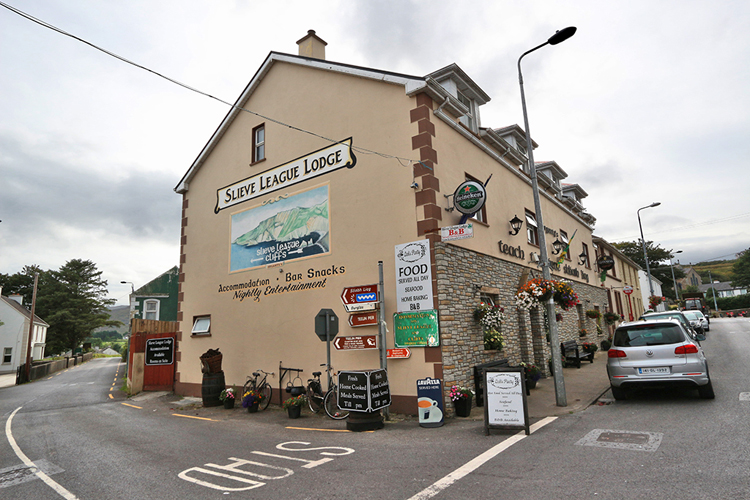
[649, 295, 663, 309]
[515, 279, 579, 311]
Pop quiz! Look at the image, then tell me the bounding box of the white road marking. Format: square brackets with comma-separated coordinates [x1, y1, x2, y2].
[406, 416, 557, 500]
[5, 407, 79, 500]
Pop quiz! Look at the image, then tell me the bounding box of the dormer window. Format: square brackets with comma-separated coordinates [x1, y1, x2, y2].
[457, 90, 477, 132]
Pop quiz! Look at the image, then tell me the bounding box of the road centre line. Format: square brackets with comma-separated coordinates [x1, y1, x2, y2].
[108, 394, 113, 399]
[5, 407, 79, 500]
[121, 403, 142, 409]
[406, 416, 557, 500]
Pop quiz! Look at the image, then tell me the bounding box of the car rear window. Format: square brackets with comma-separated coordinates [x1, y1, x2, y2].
[614, 325, 685, 347]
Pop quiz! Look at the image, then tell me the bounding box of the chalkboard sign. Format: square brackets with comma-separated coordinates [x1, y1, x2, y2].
[369, 369, 391, 411]
[338, 369, 391, 413]
[483, 368, 529, 435]
[338, 371, 369, 411]
[145, 337, 174, 366]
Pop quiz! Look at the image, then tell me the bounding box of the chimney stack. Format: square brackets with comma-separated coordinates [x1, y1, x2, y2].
[297, 30, 327, 60]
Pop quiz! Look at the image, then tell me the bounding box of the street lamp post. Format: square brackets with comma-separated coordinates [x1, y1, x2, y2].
[637, 202, 661, 299]
[669, 250, 683, 302]
[518, 26, 576, 407]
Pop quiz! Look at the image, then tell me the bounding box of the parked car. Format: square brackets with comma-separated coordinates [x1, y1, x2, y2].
[607, 319, 714, 400]
[683, 310, 709, 332]
[640, 310, 704, 340]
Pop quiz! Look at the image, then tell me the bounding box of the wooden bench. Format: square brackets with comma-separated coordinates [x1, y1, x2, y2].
[560, 340, 594, 368]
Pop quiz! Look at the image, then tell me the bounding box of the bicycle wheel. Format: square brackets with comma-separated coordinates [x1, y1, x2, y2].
[260, 382, 272, 410]
[306, 385, 322, 413]
[323, 387, 349, 420]
[242, 379, 254, 401]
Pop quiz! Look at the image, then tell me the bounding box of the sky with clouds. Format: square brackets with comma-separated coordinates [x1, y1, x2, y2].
[1, 0, 749, 305]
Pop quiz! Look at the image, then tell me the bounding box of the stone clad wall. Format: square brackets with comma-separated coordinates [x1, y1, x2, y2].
[435, 242, 608, 411]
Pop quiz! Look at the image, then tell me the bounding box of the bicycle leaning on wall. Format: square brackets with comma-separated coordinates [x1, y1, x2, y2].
[242, 369, 273, 411]
[305, 364, 349, 420]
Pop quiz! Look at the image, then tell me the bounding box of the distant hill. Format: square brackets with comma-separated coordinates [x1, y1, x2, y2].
[690, 259, 736, 284]
[94, 305, 130, 335]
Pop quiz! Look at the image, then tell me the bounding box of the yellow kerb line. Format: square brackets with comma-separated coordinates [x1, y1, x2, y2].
[285, 426, 373, 433]
[108, 394, 113, 399]
[121, 403, 142, 409]
[173, 414, 217, 422]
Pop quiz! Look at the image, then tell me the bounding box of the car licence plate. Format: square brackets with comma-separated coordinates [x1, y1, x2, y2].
[638, 367, 670, 375]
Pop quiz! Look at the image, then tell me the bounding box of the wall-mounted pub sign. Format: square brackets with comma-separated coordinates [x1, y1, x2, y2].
[597, 255, 615, 271]
[453, 180, 486, 215]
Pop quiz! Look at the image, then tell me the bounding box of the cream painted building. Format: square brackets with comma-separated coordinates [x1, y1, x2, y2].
[173, 32, 607, 415]
[593, 237, 645, 327]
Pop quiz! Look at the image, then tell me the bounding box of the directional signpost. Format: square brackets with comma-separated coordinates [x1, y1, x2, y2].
[333, 335, 378, 351]
[341, 285, 378, 313]
[348, 311, 378, 328]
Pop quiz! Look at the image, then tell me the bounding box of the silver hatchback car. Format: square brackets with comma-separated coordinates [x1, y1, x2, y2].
[607, 319, 714, 400]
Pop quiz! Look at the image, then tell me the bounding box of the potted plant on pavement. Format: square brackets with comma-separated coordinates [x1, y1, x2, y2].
[282, 394, 306, 419]
[519, 362, 541, 389]
[581, 342, 598, 355]
[449, 385, 474, 418]
[242, 389, 264, 413]
[219, 387, 236, 409]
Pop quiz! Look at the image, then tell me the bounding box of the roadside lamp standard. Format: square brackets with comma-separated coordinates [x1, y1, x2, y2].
[518, 26, 576, 407]
[637, 202, 661, 298]
[670, 250, 683, 302]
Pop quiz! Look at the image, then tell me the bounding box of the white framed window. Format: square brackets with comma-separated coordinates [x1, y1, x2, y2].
[3, 348, 11, 364]
[191, 316, 211, 336]
[457, 90, 477, 132]
[526, 210, 539, 246]
[144, 300, 160, 321]
[252, 124, 265, 163]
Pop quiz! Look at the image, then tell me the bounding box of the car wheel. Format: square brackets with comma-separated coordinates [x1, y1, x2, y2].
[611, 385, 628, 400]
[698, 380, 715, 399]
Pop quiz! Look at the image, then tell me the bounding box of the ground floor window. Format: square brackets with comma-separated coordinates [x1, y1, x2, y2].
[3, 347, 11, 364]
[191, 316, 211, 336]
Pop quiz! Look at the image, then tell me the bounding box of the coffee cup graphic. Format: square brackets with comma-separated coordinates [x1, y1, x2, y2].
[417, 397, 438, 420]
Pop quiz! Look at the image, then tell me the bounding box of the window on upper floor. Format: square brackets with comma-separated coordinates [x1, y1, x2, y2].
[560, 230, 571, 261]
[252, 124, 265, 164]
[457, 90, 478, 133]
[144, 300, 160, 321]
[581, 242, 590, 268]
[526, 210, 539, 247]
[465, 174, 487, 224]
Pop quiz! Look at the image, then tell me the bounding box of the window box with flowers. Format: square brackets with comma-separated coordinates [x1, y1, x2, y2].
[586, 309, 601, 320]
[473, 302, 505, 350]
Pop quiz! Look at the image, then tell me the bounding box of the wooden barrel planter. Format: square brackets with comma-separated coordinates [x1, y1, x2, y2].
[202, 371, 225, 407]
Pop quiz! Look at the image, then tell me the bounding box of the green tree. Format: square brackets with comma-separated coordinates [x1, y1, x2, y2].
[732, 249, 750, 288]
[612, 241, 685, 299]
[35, 260, 122, 354]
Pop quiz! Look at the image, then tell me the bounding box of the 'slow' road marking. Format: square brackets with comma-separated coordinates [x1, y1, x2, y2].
[5, 407, 79, 500]
[406, 416, 557, 500]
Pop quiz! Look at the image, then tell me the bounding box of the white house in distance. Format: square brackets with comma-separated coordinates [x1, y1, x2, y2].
[0, 288, 48, 375]
[639, 270, 666, 312]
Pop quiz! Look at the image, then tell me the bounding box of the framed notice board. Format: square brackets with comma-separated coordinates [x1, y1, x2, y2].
[483, 368, 529, 435]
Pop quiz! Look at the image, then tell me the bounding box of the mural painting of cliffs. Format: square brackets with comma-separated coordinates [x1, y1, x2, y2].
[230, 184, 330, 272]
